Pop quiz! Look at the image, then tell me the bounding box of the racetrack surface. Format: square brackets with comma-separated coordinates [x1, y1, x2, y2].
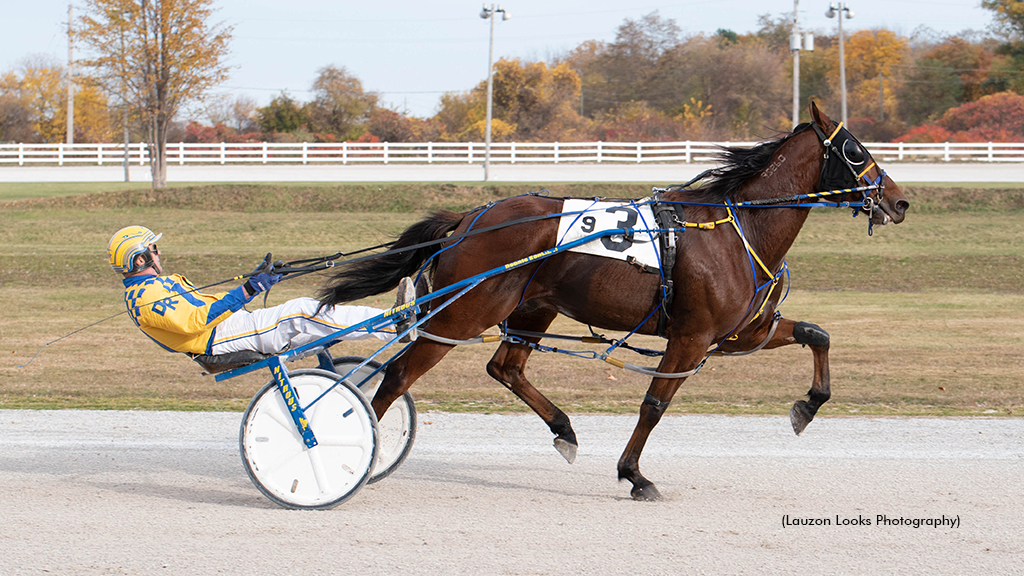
[1, 410, 1021, 575]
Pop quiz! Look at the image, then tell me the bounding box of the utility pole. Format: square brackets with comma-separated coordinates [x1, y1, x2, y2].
[792, 0, 800, 128]
[826, 2, 854, 125]
[67, 4, 74, 145]
[790, 1, 813, 127]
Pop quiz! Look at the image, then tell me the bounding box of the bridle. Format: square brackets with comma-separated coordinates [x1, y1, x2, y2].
[734, 120, 889, 235]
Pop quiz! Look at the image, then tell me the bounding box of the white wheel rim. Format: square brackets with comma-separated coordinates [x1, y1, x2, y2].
[242, 373, 376, 508]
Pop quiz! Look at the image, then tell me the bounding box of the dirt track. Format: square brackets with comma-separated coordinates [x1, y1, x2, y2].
[1, 410, 1022, 575]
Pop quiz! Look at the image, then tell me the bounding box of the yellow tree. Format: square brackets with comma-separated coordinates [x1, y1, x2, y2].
[1, 61, 113, 142]
[78, 0, 231, 187]
[825, 29, 908, 123]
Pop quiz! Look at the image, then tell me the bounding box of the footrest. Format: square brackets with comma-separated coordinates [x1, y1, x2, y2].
[190, 350, 272, 374]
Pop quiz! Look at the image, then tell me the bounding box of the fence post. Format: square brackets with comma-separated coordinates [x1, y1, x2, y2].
[988, 142, 993, 162]
[58, 142, 64, 166]
[898, 142, 904, 161]
[18, 142, 23, 166]
[944, 142, 950, 162]
[343, 141, 348, 165]
[511, 142, 516, 164]
[302, 142, 307, 165]
[597, 141, 603, 163]
[97, 144, 103, 166]
[178, 142, 183, 165]
[636, 142, 641, 164]
[468, 142, 473, 164]
[554, 142, 559, 164]
[384, 142, 389, 164]
[428, 142, 433, 164]
[263, 142, 268, 164]
[685, 141, 692, 163]
[219, 142, 225, 164]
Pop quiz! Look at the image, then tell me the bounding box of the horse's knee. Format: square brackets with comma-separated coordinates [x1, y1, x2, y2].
[794, 321, 830, 348]
[641, 393, 671, 425]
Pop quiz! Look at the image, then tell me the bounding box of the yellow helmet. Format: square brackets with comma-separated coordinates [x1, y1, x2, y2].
[108, 225, 162, 274]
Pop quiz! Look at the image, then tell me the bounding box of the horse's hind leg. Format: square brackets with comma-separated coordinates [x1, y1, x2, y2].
[486, 308, 579, 463]
[762, 318, 831, 435]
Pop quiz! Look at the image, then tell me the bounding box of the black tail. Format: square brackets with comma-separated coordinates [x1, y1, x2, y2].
[318, 210, 466, 306]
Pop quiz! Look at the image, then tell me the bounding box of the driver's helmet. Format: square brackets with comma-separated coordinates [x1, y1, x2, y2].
[108, 225, 162, 274]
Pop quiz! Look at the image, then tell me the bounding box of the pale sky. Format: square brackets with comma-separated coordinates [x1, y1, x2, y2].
[2, 1, 995, 119]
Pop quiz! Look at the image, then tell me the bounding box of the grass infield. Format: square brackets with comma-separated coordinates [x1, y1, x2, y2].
[1, 181, 1021, 416]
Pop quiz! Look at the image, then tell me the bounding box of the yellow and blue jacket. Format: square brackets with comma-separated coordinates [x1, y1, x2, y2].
[123, 274, 254, 354]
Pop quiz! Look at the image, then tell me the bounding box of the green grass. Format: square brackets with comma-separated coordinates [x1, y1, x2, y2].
[1, 181, 1021, 415]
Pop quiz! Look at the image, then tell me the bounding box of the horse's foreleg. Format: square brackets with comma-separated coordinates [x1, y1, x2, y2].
[486, 310, 578, 463]
[617, 337, 710, 502]
[372, 339, 454, 420]
[763, 318, 832, 435]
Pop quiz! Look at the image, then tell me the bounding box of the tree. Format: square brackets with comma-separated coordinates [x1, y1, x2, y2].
[896, 91, 1024, 142]
[982, 0, 1024, 40]
[256, 93, 307, 134]
[305, 65, 377, 141]
[488, 58, 589, 141]
[0, 72, 34, 142]
[897, 59, 962, 125]
[0, 58, 113, 143]
[78, 0, 232, 188]
[586, 12, 681, 116]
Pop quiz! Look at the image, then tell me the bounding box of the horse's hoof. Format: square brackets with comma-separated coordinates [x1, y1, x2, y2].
[630, 483, 662, 502]
[790, 400, 814, 435]
[553, 438, 577, 464]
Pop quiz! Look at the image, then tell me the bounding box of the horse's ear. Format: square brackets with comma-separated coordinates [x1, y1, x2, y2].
[809, 101, 832, 131]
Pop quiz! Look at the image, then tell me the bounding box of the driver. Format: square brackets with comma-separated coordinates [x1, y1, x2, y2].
[108, 225, 415, 359]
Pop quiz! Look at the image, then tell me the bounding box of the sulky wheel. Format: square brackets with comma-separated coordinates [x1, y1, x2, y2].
[239, 368, 378, 509]
[332, 356, 417, 484]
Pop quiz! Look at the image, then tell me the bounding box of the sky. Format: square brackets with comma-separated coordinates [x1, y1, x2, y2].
[2, 1, 996, 120]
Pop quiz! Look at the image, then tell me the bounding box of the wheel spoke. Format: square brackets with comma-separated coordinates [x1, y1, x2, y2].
[307, 445, 333, 495]
[317, 434, 373, 449]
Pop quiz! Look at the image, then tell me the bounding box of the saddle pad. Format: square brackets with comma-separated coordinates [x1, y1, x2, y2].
[556, 199, 662, 270]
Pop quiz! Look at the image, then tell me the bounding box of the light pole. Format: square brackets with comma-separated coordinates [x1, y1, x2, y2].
[826, 2, 854, 125]
[480, 4, 509, 182]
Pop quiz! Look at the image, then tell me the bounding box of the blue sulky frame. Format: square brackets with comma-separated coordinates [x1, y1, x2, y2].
[217, 227, 631, 448]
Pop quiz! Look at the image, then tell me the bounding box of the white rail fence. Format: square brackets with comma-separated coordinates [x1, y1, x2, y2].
[2, 140, 1024, 166]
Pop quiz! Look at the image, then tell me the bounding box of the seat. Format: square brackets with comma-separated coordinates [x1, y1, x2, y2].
[190, 350, 272, 374]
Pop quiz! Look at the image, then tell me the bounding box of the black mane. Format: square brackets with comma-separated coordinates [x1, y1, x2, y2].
[687, 126, 806, 203]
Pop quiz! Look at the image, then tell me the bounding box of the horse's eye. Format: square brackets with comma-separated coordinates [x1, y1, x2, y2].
[842, 140, 866, 165]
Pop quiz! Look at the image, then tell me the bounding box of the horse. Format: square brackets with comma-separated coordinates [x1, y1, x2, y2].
[318, 103, 910, 501]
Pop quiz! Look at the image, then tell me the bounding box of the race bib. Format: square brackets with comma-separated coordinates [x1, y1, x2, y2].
[555, 199, 661, 269]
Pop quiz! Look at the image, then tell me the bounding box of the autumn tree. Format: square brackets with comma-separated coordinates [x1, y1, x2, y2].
[571, 12, 681, 117]
[487, 59, 589, 141]
[897, 91, 1024, 142]
[305, 65, 377, 141]
[0, 58, 113, 143]
[78, 0, 232, 187]
[256, 93, 307, 135]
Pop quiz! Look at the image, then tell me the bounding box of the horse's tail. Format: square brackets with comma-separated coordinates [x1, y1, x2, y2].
[318, 209, 467, 306]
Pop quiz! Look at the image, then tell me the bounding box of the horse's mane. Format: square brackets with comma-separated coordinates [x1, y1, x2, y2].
[686, 125, 808, 203]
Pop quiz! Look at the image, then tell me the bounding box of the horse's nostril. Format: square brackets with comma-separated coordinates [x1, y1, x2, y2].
[895, 200, 910, 214]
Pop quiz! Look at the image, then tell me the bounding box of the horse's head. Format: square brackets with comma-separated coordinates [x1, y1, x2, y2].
[809, 102, 909, 227]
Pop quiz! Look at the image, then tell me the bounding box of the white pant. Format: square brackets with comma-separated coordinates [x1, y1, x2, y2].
[210, 297, 392, 355]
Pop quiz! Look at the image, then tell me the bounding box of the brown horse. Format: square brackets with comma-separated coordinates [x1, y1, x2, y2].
[319, 103, 910, 501]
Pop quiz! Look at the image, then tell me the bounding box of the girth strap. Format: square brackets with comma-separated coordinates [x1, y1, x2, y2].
[652, 198, 684, 338]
